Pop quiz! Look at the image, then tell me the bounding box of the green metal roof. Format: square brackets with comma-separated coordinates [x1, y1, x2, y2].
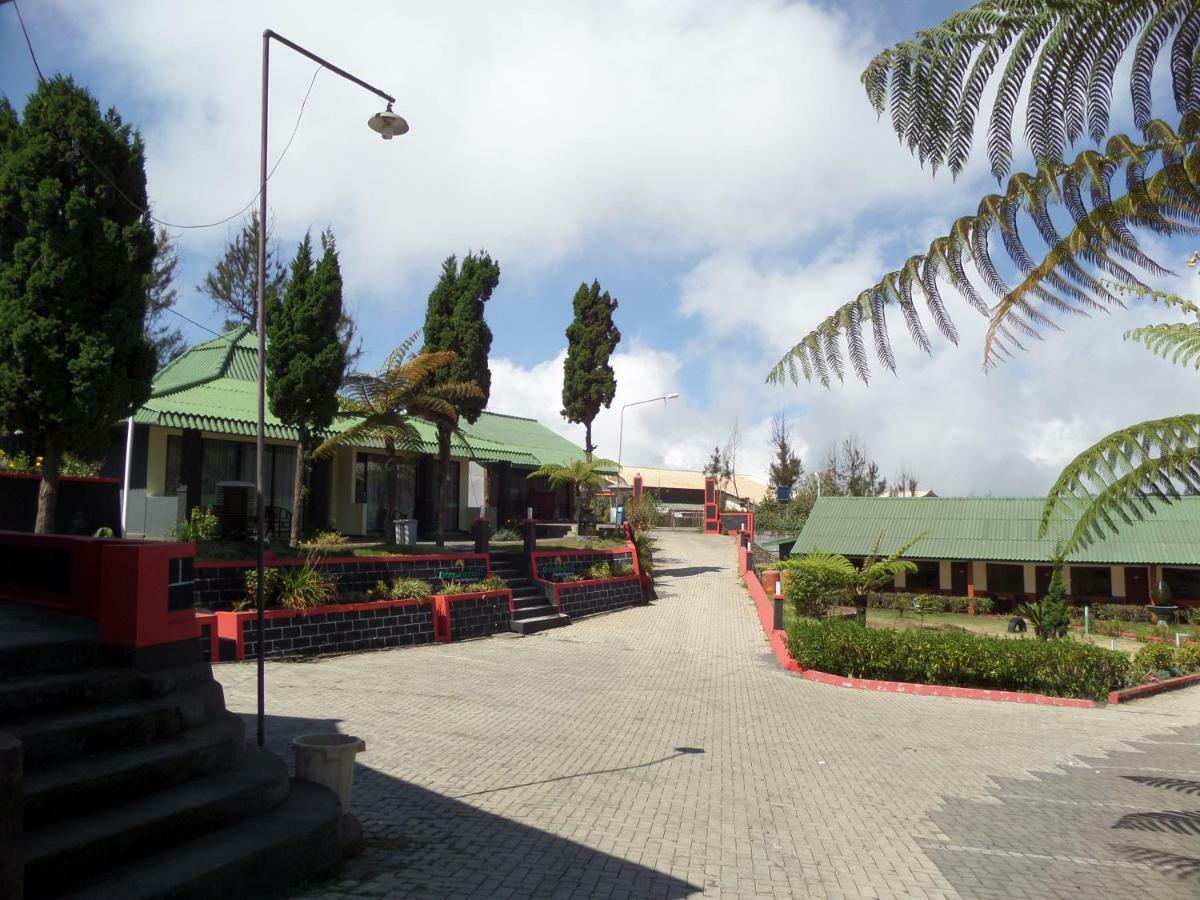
[136, 328, 601, 469]
[791, 496, 1200, 566]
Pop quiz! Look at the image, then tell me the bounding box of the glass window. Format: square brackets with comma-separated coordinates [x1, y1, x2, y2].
[201, 440, 242, 510]
[907, 560, 940, 591]
[164, 435, 182, 494]
[1070, 566, 1112, 598]
[986, 563, 1024, 594]
[1163, 567, 1200, 601]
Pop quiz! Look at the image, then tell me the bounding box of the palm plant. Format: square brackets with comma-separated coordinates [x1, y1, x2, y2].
[314, 334, 482, 544]
[526, 458, 608, 532]
[784, 532, 924, 622]
[769, 0, 1200, 553]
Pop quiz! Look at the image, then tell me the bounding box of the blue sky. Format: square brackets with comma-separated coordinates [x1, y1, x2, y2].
[3, 1, 1197, 493]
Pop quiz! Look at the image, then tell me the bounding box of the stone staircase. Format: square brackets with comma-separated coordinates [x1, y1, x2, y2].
[488, 551, 570, 636]
[0, 601, 342, 900]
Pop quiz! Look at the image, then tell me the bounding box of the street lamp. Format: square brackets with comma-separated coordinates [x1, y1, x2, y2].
[255, 29, 402, 747]
[616, 393, 680, 476]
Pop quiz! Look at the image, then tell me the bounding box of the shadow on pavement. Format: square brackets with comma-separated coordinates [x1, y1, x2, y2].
[254, 712, 703, 899]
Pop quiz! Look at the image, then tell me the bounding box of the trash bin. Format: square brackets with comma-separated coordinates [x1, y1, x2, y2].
[290, 733, 366, 814]
[394, 517, 418, 545]
[615, 507, 625, 526]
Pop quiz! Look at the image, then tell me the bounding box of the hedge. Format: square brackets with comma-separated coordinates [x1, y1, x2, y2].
[786, 618, 1130, 700]
[868, 592, 994, 614]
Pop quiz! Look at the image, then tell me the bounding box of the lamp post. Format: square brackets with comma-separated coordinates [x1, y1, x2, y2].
[255, 30, 404, 748]
[616, 393, 679, 477]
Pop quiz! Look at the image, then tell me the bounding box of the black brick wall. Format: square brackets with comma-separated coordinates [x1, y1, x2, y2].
[239, 600, 435, 659]
[534, 550, 635, 582]
[199, 620, 213, 662]
[557, 577, 643, 620]
[195, 555, 487, 610]
[449, 593, 511, 640]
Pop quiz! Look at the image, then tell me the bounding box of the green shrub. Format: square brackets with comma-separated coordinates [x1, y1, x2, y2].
[612, 562, 635, 577]
[453, 575, 506, 594]
[783, 562, 850, 619]
[623, 491, 660, 535]
[1094, 604, 1154, 623]
[240, 567, 281, 611]
[493, 527, 521, 542]
[586, 561, 613, 580]
[168, 506, 220, 542]
[868, 592, 993, 614]
[275, 561, 337, 610]
[392, 578, 434, 600]
[786, 618, 1130, 700]
[93, 526, 115, 538]
[631, 531, 655, 578]
[1175, 643, 1200, 672]
[1133, 642, 1177, 678]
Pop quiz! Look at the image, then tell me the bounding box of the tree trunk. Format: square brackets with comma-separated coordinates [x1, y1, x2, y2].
[384, 441, 397, 545]
[434, 425, 451, 547]
[584, 421, 593, 460]
[289, 426, 306, 547]
[576, 485, 585, 534]
[34, 438, 61, 535]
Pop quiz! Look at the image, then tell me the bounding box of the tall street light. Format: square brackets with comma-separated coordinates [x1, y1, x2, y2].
[255, 29, 405, 747]
[616, 393, 680, 476]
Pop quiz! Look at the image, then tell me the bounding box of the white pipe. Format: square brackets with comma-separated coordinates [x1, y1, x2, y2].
[121, 416, 134, 538]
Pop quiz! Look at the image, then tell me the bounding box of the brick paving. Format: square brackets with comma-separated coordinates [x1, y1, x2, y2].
[215, 530, 1200, 899]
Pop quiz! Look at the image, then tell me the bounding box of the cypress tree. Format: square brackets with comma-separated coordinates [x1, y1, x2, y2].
[267, 230, 347, 545]
[0, 78, 157, 533]
[561, 280, 620, 459]
[422, 252, 500, 546]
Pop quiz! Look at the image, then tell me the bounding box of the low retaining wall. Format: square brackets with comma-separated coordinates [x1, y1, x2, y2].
[197, 612, 217, 662]
[194, 552, 491, 610]
[530, 547, 636, 582]
[215, 598, 436, 660]
[435, 590, 513, 641]
[0, 471, 120, 535]
[553, 575, 644, 619]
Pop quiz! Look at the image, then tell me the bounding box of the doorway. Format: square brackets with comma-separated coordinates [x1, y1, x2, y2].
[951, 561, 969, 595]
[1125, 566, 1150, 604]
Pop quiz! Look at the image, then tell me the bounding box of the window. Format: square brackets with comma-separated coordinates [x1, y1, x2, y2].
[1070, 566, 1112, 598]
[986, 563, 1024, 594]
[164, 435, 182, 494]
[1163, 567, 1200, 601]
[201, 440, 293, 515]
[907, 560, 940, 591]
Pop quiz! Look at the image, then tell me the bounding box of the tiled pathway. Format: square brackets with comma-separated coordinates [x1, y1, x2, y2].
[217, 530, 1200, 898]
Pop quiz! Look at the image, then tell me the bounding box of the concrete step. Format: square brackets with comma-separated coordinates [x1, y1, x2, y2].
[26, 747, 290, 897]
[512, 595, 549, 610]
[0, 662, 214, 722]
[0, 601, 101, 677]
[57, 778, 342, 900]
[23, 713, 246, 829]
[510, 613, 571, 636]
[11, 679, 227, 770]
[512, 605, 562, 622]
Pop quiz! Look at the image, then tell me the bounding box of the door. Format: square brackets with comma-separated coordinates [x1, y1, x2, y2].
[1035, 565, 1053, 597]
[1125, 566, 1150, 604]
[951, 561, 969, 596]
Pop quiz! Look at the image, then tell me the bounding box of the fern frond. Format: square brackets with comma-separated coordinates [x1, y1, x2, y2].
[1041, 414, 1200, 552]
[1124, 321, 1200, 366]
[866, 1, 1200, 179]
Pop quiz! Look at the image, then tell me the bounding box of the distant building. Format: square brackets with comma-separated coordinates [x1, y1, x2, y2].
[878, 487, 937, 497]
[791, 496, 1200, 610]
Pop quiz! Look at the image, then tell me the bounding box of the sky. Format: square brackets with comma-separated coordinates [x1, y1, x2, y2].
[2, 0, 1197, 496]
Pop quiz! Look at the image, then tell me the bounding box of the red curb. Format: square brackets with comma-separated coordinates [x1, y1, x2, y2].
[742, 569, 1097, 708]
[1108, 671, 1200, 704]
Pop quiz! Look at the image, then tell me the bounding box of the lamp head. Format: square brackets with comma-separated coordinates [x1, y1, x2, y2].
[368, 104, 409, 140]
[665, 392, 680, 400]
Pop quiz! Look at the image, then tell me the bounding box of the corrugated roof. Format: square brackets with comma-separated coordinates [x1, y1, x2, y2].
[791, 496, 1200, 566]
[618, 465, 768, 500]
[136, 328, 592, 469]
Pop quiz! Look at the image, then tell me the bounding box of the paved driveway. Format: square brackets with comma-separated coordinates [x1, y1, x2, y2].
[216, 530, 1200, 899]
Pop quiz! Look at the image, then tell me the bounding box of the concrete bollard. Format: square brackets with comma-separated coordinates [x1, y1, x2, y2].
[773, 579, 785, 631]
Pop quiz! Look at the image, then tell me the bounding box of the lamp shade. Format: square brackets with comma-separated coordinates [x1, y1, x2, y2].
[368, 109, 409, 140]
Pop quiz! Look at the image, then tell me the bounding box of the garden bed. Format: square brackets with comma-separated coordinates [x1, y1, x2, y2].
[531, 545, 645, 619]
[194, 551, 491, 610]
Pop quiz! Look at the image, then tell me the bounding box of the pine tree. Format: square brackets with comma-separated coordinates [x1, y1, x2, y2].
[561, 280, 620, 459]
[267, 231, 348, 545]
[0, 78, 157, 533]
[1040, 555, 1071, 640]
[145, 227, 185, 365]
[200, 210, 288, 330]
[703, 446, 724, 479]
[422, 252, 500, 546]
[767, 413, 803, 495]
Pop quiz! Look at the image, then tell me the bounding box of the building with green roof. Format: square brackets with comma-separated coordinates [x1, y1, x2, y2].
[122, 327, 607, 539]
[790, 496, 1200, 610]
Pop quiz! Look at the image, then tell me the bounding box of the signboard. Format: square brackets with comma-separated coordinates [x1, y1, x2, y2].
[776, 485, 792, 503]
[437, 567, 486, 582]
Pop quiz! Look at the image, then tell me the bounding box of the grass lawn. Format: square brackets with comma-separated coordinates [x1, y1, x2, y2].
[195, 534, 627, 562]
[491, 536, 627, 551]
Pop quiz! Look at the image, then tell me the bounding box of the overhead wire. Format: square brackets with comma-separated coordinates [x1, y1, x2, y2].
[6, 0, 323, 232]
